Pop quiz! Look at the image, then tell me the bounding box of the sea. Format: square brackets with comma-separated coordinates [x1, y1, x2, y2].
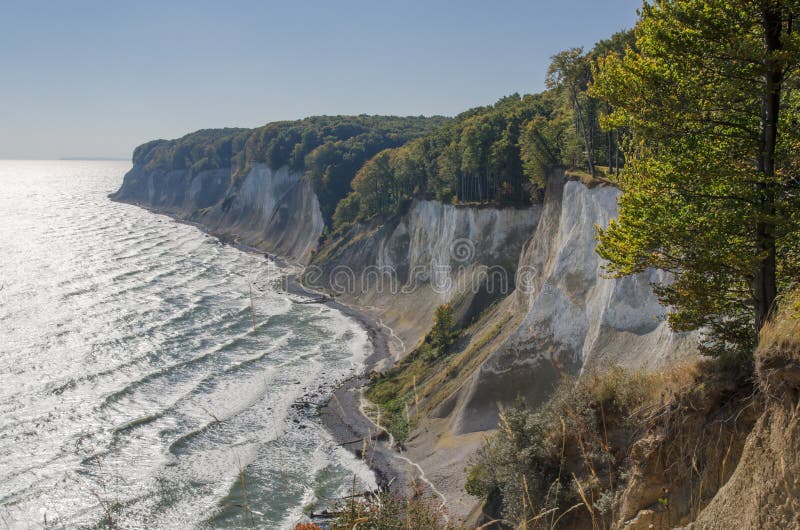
[0, 160, 375, 528]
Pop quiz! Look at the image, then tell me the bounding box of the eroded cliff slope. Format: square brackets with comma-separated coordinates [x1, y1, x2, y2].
[307, 200, 540, 358]
[342, 172, 696, 519]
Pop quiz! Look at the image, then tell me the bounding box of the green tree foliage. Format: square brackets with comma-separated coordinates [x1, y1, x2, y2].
[237, 115, 449, 222]
[133, 115, 448, 224]
[429, 303, 456, 354]
[349, 150, 395, 219]
[591, 0, 800, 358]
[518, 97, 574, 188]
[525, 31, 636, 185]
[331, 53, 638, 229]
[133, 128, 250, 173]
[547, 48, 598, 176]
[335, 94, 557, 226]
[331, 192, 360, 230]
[134, 36, 641, 234]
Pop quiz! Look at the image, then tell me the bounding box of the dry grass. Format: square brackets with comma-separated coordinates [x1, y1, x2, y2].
[621, 357, 758, 527]
[563, 167, 617, 188]
[756, 288, 800, 397]
[626, 360, 705, 418]
[467, 359, 732, 530]
[758, 288, 800, 357]
[467, 366, 663, 529]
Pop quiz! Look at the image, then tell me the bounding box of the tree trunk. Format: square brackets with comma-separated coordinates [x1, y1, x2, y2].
[754, 6, 783, 332]
[587, 108, 596, 177]
[607, 104, 613, 173]
[572, 89, 594, 177]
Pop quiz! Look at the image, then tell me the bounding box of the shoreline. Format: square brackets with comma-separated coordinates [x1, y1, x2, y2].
[283, 276, 412, 494]
[110, 196, 412, 497]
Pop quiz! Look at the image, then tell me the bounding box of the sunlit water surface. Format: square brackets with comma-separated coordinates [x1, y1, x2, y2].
[0, 160, 375, 528]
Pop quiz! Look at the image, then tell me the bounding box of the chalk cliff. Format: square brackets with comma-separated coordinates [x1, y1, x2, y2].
[301, 172, 694, 518]
[308, 200, 541, 358]
[112, 164, 324, 264]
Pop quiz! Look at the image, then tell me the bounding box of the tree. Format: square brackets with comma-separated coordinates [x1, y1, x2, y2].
[591, 30, 636, 175]
[332, 192, 361, 228]
[592, 0, 800, 358]
[547, 48, 597, 176]
[520, 107, 568, 190]
[429, 304, 456, 353]
[351, 150, 396, 219]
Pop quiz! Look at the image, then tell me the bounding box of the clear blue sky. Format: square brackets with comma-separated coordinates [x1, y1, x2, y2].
[0, 0, 641, 159]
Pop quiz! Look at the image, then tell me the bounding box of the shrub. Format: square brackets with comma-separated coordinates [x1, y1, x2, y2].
[466, 368, 654, 527]
[365, 305, 461, 442]
[430, 304, 456, 354]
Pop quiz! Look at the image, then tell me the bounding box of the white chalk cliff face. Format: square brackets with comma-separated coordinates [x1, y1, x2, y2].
[111, 165, 231, 212]
[203, 165, 324, 264]
[394, 174, 697, 521]
[114, 161, 697, 520]
[114, 161, 694, 424]
[447, 175, 697, 435]
[112, 163, 324, 264]
[309, 200, 541, 356]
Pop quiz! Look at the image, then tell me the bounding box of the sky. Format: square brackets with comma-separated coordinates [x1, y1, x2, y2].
[0, 0, 641, 159]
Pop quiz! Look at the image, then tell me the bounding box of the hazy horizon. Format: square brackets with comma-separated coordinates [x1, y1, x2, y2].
[1, 0, 640, 159]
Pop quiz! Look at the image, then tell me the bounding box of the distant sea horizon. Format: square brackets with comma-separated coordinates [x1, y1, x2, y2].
[60, 156, 132, 161]
[0, 157, 131, 162]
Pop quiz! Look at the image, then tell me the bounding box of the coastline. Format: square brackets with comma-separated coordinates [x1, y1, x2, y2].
[284, 276, 413, 496]
[110, 196, 413, 498]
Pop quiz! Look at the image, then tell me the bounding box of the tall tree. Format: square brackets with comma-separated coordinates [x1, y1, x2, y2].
[547, 48, 597, 176]
[591, 30, 636, 175]
[592, 0, 800, 358]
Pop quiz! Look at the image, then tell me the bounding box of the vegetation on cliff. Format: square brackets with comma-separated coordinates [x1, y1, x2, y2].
[130, 34, 636, 232]
[132, 128, 250, 173]
[124, 2, 800, 526]
[333, 32, 634, 227]
[465, 367, 676, 528]
[472, 287, 797, 530]
[366, 304, 459, 442]
[131, 115, 448, 223]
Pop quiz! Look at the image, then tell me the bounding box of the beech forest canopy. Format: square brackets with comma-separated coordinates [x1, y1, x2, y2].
[132, 115, 449, 222]
[334, 30, 635, 227]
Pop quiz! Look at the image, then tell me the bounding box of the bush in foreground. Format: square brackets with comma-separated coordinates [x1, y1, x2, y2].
[465, 368, 669, 528]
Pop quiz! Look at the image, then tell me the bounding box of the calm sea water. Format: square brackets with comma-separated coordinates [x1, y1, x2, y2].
[0, 160, 375, 528]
